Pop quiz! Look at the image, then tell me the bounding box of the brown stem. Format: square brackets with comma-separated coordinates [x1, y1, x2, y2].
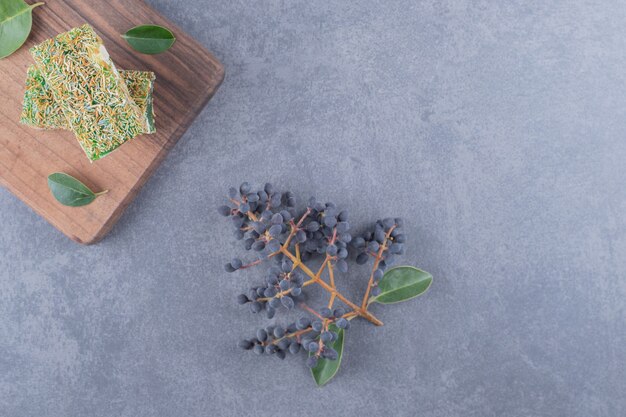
[240, 259, 263, 269]
[301, 303, 323, 319]
[327, 263, 336, 309]
[280, 246, 383, 326]
[268, 327, 313, 346]
[343, 311, 359, 321]
[315, 257, 330, 280]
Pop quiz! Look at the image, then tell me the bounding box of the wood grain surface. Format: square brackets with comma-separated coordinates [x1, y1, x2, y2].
[0, 0, 224, 244]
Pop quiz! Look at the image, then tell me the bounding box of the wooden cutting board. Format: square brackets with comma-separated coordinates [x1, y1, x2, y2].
[0, 0, 224, 244]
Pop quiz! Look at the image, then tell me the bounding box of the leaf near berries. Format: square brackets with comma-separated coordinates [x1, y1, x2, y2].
[310, 324, 344, 387]
[370, 266, 432, 304]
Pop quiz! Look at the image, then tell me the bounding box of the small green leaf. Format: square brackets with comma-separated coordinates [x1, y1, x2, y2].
[370, 266, 432, 304]
[47, 173, 107, 207]
[122, 24, 175, 54]
[310, 324, 344, 387]
[0, 0, 44, 59]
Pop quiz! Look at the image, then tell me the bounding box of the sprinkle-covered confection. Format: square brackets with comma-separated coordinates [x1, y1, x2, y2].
[20, 66, 156, 134]
[20, 65, 66, 130]
[30, 24, 149, 161]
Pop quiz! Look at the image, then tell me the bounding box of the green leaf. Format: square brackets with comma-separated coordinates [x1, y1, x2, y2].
[370, 266, 432, 304]
[121, 24, 175, 55]
[310, 324, 344, 387]
[47, 173, 107, 207]
[0, 0, 44, 59]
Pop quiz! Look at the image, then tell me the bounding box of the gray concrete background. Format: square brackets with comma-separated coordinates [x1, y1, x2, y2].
[1, 1, 625, 416]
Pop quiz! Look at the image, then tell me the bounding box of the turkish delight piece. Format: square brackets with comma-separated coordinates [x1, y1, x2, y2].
[30, 24, 148, 161]
[20, 66, 156, 134]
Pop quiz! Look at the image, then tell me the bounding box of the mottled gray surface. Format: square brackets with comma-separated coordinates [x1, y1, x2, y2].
[1, 0, 625, 416]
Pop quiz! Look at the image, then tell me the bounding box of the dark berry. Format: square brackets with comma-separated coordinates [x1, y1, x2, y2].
[238, 340, 253, 350]
[306, 356, 318, 368]
[289, 342, 301, 354]
[352, 237, 366, 248]
[356, 252, 369, 265]
[273, 326, 285, 338]
[374, 268, 384, 280]
[231, 258, 243, 270]
[269, 224, 282, 237]
[281, 296, 295, 309]
[306, 221, 320, 232]
[252, 240, 266, 251]
[267, 239, 281, 252]
[336, 318, 349, 329]
[323, 347, 338, 360]
[312, 320, 323, 332]
[296, 317, 311, 330]
[336, 259, 348, 273]
[269, 297, 281, 309]
[256, 329, 268, 342]
[336, 221, 350, 233]
[279, 279, 290, 291]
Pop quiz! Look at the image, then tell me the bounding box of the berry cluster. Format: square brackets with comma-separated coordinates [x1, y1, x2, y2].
[218, 182, 409, 383]
[235, 258, 307, 318]
[236, 308, 350, 365]
[353, 218, 406, 298]
[297, 199, 352, 271]
[218, 182, 293, 252]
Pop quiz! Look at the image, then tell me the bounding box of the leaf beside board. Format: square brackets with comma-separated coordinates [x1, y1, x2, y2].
[122, 24, 175, 54]
[370, 266, 432, 304]
[47, 173, 107, 207]
[310, 324, 344, 387]
[0, 0, 44, 59]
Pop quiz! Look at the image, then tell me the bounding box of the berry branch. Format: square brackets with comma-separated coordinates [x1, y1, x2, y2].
[228, 187, 383, 325]
[220, 182, 431, 386]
